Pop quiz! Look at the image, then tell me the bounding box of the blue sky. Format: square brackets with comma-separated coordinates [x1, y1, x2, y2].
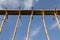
[0, 0, 60, 40]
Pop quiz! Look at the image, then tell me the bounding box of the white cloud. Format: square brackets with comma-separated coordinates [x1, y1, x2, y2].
[7, 0, 19, 8]
[0, 0, 34, 10]
[0, 0, 19, 9]
[0, 0, 6, 4]
[23, 0, 33, 9]
[35, 0, 39, 2]
[0, 0, 39, 10]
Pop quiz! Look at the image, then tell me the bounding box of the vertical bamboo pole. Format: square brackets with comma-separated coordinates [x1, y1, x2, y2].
[26, 7, 33, 40]
[12, 7, 21, 40]
[42, 8, 50, 40]
[0, 8, 8, 32]
[54, 8, 60, 29]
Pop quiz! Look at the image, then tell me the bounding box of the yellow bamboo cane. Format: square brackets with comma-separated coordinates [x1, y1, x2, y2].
[0, 9, 8, 32]
[42, 8, 50, 40]
[54, 8, 60, 29]
[12, 8, 21, 40]
[26, 7, 33, 40]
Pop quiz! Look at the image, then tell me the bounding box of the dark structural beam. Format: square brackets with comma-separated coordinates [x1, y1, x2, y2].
[0, 10, 60, 15]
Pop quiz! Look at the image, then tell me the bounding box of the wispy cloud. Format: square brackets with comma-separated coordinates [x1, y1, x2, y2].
[49, 18, 60, 30]
[29, 27, 40, 40]
[49, 22, 57, 30]
[23, 27, 40, 40]
[30, 27, 40, 37]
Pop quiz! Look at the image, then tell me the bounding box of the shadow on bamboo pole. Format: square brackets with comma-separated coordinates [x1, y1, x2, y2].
[0, 8, 8, 32]
[54, 7, 60, 29]
[42, 8, 50, 40]
[12, 7, 21, 40]
[26, 7, 33, 40]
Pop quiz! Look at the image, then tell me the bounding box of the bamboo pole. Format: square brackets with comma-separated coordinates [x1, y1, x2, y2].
[26, 7, 33, 40]
[12, 8, 21, 40]
[54, 8, 60, 29]
[42, 8, 50, 40]
[0, 8, 8, 32]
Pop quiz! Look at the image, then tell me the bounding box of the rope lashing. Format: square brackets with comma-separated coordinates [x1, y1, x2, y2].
[0, 9, 8, 32]
[26, 7, 33, 40]
[54, 8, 60, 29]
[12, 9, 21, 40]
[42, 8, 50, 40]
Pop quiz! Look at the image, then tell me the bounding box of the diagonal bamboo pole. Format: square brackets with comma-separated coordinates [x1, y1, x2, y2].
[54, 8, 60, 29]
[42, 8, 50, 40]
[26, 7, 33, 40]
[12, 8, 21, 40]
[0, 8, 8, 32]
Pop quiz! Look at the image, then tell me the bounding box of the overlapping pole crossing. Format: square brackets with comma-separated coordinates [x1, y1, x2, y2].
[12, 8, 21, 40]
[26, 7, 33, 40]
[42, 8, 50, 40]
[0, 8, 8, 32]
[54, 8, 60, 29]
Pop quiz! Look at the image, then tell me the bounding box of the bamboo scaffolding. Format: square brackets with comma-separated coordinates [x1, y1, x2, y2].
[1, 10, 60, 15]
[0, 9, 8, 32]
[12, 8, 21, 40]
[42, 8, 50, 40]
[26, 7, 33, 40]
[54, 8, 60, 29]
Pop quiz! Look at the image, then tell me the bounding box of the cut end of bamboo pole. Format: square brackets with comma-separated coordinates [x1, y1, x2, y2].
[59, 24, 60, 29]
[0, 27, 2, 32]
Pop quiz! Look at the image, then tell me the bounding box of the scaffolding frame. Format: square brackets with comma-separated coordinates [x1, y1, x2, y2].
[0, 7, 60, 40]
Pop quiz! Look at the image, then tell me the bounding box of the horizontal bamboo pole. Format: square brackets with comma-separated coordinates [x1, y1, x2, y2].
[0, 10, 60, 15]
